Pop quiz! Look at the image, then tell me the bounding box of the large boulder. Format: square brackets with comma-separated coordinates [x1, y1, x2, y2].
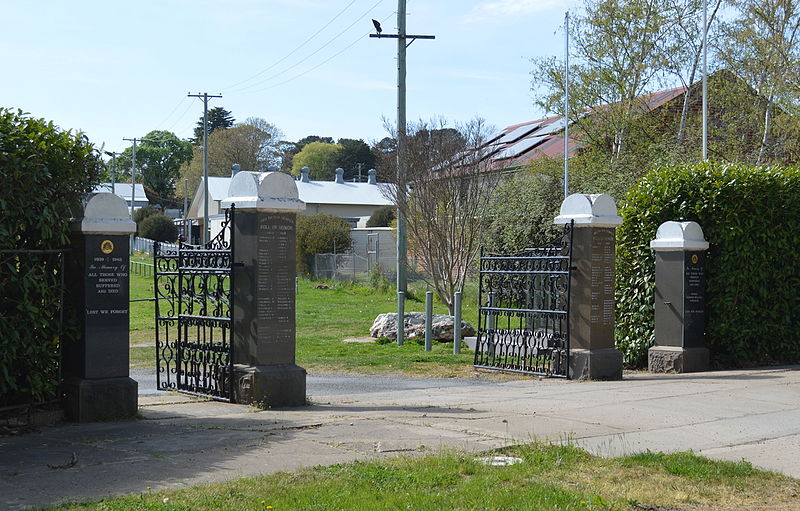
[370, 312, 476, 341]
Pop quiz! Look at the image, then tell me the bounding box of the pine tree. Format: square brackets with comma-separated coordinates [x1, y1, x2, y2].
[192, 107, 235, 143]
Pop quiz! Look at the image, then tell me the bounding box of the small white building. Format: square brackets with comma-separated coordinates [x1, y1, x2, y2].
[186, 166, 394, 242]
[93, 183, 149, 212]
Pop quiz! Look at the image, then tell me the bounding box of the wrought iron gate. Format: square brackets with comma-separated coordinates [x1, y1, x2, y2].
[153, 207, 235, 401]
[474, 222, 574, 378]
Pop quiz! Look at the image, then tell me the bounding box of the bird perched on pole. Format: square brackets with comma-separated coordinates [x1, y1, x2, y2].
[372, 19, 382, 33]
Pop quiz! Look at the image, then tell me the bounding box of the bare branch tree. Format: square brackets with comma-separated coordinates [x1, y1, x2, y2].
[381, 117, 499, 314]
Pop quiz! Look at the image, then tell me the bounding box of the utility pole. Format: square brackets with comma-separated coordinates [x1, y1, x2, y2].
[702, 0, 708, 160]
[370, 1, 434, 298]
[123, 137, 157, 253]
[563, 12, 570, 200]
[188, 92, 222, 244]
[184, 179, 190, 241]
[104, 151, 119, 195]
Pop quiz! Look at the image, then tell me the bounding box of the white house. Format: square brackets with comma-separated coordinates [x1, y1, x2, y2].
[92, 183, 149, 212]
[186, 166, 393, 242]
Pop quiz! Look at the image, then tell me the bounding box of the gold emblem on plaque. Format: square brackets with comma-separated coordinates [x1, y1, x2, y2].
[101, 240, 114, 254]
[691, 254, 698, 264]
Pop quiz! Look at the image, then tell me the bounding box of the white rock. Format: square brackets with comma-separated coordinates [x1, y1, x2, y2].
[370, 312, 476, 341]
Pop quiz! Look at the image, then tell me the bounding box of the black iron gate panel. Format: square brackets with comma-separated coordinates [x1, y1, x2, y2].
[474, 222, 573, 378]
[154, 207, 235, 401]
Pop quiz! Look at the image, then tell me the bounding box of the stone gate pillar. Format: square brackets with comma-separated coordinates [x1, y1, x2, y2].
[62, 193, 137, 421]
[221, 171, 307, 407]
[555, 194, 624, 380]
[648, 221, 710, 373]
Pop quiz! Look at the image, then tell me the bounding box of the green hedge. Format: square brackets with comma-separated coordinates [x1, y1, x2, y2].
[296, 214, 353, 275]
[0, 108, 102, 405]
[616, 162, 800, 368]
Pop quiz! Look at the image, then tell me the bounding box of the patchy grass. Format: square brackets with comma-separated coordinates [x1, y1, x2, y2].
[40, 444, 800, 510]
[128, 258, 487, 378]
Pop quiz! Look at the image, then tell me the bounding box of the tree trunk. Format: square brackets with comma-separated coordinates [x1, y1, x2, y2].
[757, 97, 773, 165]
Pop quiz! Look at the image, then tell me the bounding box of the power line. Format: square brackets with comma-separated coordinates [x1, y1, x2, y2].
[228, 0, 388, 93]
[165, 100, 197, 132]
[219, 0, 360, 91]
[239, 11, 395, 95]
[153, 97, 190, 131]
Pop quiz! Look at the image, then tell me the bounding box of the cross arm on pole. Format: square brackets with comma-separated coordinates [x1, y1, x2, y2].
[369, 33, 435, 48]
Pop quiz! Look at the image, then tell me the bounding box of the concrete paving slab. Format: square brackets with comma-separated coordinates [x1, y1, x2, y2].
[1, 367, 799, 511]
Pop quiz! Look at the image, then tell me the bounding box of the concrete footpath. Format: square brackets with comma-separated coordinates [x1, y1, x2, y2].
[1, 366, 799, 510]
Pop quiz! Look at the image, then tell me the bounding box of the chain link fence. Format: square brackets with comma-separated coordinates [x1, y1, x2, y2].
[311, 228, 397, 281]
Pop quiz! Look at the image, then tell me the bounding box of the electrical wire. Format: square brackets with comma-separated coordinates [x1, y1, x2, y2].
[227, 0, 388, 93]
[152, 97, 190, 131]
[219, 0, 360, 92]
[239, 11, 394, 94]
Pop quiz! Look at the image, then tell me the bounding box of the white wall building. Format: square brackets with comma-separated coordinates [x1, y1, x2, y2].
[93, 183, 149, 212]
[186, 167, 394, 242]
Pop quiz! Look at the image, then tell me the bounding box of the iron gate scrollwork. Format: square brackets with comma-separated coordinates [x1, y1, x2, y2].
[154, 206, 235, 401]
[474, 221, 574, 378]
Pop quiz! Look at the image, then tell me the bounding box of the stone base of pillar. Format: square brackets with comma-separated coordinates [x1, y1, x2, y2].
[569, 348, 623, 380]
[61, 377, 138, 422]
[235, 364, 307, 408]
[648, 346, 710, 373]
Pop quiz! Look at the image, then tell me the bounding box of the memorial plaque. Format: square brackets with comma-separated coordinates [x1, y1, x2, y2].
[82, 234, 130, 378]
[256, 213, 296, 349]
[589, 229, 615, 327]
[682, 251, 706, 348]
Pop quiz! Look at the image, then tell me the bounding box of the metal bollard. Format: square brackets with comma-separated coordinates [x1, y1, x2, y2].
[425, 291, 433, 352]
[453, 291, 462, 355]
[397, 291, 405, 346]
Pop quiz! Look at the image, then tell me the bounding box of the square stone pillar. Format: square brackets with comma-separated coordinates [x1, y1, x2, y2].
[221, 171, 307, 407]
[649, 221, 710, 373]
[62, 193, 138, 422]
[555, 194, 624, 380]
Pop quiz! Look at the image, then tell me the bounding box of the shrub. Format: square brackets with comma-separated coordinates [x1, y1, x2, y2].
[483, 165, 563, 253]
[138, 213, 178, 242]
[366, 206, 396, 228]
[133, 204, 160, 234]
[0, 108, 102, 405]
[616, 162, 800, 368]
[296, 214, 353, 275]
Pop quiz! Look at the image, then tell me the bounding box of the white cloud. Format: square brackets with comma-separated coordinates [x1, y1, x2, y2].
[462, 0, 573, 24]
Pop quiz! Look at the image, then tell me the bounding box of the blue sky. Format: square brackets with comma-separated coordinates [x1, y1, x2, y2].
[2, 0, 576, 154]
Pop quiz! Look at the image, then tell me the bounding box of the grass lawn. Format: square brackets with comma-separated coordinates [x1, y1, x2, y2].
[40, 444, 800, 510]
[128, 253, 483, 377]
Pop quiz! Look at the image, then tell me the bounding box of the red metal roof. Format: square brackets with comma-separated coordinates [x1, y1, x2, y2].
[489, 85, 686, 170]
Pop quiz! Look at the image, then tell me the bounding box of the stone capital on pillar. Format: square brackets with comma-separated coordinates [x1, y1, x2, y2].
[554, 193, 623, 228]
[62, 193, 138, 422]
[555, 193, 623, 380]
[224, 171, 308, 407]
[221, 171, 306, 213]
[649, 221, 710, 373]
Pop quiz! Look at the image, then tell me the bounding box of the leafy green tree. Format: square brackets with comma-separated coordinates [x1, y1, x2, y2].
[0, 108, 103, 405]
[335, 138, 377, 181]
[115, 130, 192, 203]
[291, 141, 342, 180]
[192, 106, 235, 143]
[533, 0, 680, 164]
[718, 0, 800, 163]
[178, 118, 285, 199]
[280, 135, 335, 172]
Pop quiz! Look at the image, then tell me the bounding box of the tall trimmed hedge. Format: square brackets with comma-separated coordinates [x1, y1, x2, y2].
[616, 162, 800, 368]
[295, 214, 353, 275]
[0, 108, 102, 405]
